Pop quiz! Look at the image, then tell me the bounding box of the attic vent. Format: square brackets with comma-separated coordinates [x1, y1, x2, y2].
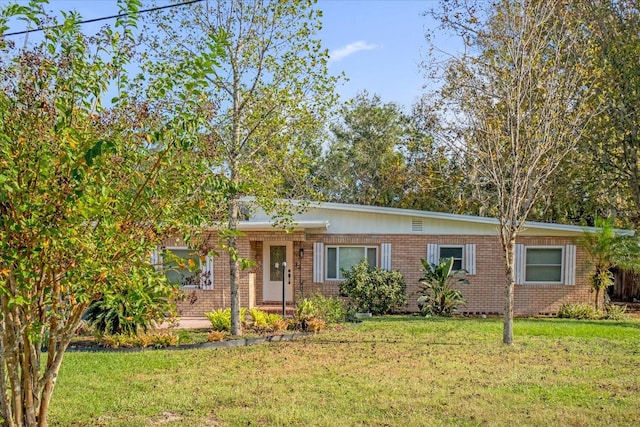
[411, 218, 423, 232]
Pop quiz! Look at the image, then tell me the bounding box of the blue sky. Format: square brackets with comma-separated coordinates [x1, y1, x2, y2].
[6, 0, 448, 110]
[319, 0, 437, 109]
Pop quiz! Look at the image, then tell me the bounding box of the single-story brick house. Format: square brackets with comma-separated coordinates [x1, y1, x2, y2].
[160, 201, 630, 317]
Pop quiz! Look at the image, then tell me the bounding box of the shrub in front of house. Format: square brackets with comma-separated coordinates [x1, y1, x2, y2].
[339, 261, 407, 315]
[290, 298, 328, 332]
[417, 257, 469, 317]
[248, 308, 288, 332]
[557, 303, 600, 319]
[304, 294, 347, 324]
[604, 304, 628, 320]
[204, 307, 247, 332]
[207, 330, 226, 342]
[100, 332, 179, 348]
[557, 302, 629, 320]
[84, 273, 179, 335]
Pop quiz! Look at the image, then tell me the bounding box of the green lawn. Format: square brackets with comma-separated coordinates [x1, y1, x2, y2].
[50, 316, 640, 426]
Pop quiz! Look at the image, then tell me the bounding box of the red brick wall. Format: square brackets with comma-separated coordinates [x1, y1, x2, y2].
[174, 232, 596, 317]
[300, 233, 595, 315]
[169, 232, 257, 318]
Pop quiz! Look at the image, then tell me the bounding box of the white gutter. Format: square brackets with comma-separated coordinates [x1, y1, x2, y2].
[206, 220, 330, 232]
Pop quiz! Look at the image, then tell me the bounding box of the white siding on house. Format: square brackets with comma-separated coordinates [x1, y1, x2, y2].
[300, 210, 496, 235]
[241, 200, 630, 238]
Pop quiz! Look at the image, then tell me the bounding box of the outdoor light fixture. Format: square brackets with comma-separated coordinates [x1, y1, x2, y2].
[299, 247, 304, 259]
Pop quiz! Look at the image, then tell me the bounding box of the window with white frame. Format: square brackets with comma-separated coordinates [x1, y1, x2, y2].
[427, 243, 476, 275]
[525, 247, 563, 283]
[163, 248, 213, 289]
[438, 246, 464, 271]
[326, 246, 377, 280]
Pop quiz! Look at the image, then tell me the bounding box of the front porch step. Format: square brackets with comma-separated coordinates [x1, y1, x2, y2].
[254, 304, 296, 317]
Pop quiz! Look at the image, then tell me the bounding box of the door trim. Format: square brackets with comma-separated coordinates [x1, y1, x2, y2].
[262, 242, 293, 302]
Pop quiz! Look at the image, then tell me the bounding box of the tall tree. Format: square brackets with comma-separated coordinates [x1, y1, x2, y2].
[144, 0, 337, 335]
[427, 0, 599, 344]
[401, 100, 471, 214]
[578, 1, 640, 226]
[526, 154, 611, 226]
[0, 2, 218, 425]
[318, 92, 408, 206]
[318, 91, 458, 211]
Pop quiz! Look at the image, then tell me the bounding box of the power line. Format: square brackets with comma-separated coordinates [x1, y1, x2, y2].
[2, 0, 205, 37]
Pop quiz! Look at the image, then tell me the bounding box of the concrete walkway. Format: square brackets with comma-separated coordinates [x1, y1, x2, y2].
[159, 317, 210, 329]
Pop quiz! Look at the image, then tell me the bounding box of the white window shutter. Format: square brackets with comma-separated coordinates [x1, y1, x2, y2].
[426, 243, 439, 265]
[514, 244, 525, 284]
[200, 255, 214, 290]
[313, 242, 324, 283]
[150, 249, 162, 271]
[564, 244, 576, 286]
[464, 244, 476, 275]
[381, 243, 392, 271]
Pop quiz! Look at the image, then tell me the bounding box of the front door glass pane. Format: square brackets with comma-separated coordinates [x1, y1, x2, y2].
[270, 245, 286, 281]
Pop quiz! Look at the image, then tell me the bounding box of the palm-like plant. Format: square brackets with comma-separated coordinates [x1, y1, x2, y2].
[417, 257, 469, 317]
[579, 218, 640, 310]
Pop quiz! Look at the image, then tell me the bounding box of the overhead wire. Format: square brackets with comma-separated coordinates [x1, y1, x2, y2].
[2, 0, 205, 37]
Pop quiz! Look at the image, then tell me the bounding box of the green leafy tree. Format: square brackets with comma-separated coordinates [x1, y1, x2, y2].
[0, 2, 220, 425]
[417, 257, 469, 317]
[400, 100, 470, 213]
[578, 218, 640, 310]
[516, 1, 640, 228]
[318, 91, 408, 206]
[427, 0, 600, 344]
[144, 0, 337, 336]
[526, 152, 617, 227]
[576, 1, 640, 226]
[83, 266, 180, 336]
[318, 91, 459, 211]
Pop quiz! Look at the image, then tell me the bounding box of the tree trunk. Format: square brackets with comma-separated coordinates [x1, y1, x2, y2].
[228, 194, 243, 336]
[1, 286, 86, 427]
[502, 236, 516, 345]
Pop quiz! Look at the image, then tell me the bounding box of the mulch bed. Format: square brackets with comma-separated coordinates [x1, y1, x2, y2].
[66, 332, 308, 352]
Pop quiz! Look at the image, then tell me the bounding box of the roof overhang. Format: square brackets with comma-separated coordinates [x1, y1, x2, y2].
[207, 220, 330, 232]
[304, 201, 635, 236]
[235, 198, 635, 237]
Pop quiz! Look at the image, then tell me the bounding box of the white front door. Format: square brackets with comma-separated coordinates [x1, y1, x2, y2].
[263, 242, 293, 302]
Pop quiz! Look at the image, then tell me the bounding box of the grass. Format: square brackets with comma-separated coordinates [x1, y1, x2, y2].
[49, 316, 640, 426]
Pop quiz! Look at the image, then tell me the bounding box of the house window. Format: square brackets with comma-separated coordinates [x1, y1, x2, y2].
[164, 248, 204, 288]
[525, 247, 563, 283]
[326, 246, 377, 280]
[439, 246, 464, 271]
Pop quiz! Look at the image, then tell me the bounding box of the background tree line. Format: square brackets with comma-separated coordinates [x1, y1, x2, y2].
[316, 1, 640, 232]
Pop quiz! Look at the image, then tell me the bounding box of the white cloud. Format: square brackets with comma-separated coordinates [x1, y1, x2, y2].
[329, 41, 379, 63]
